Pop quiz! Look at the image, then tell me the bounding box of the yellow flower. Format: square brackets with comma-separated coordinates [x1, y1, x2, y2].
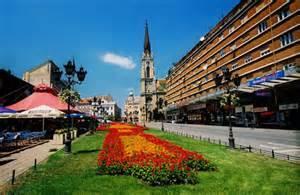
[120, 135, 168, 157]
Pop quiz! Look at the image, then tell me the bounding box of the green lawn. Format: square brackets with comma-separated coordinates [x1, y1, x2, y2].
[5, 129, 300, 194]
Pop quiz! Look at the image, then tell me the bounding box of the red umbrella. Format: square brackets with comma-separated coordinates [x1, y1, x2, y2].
[7, 83, 77, 112]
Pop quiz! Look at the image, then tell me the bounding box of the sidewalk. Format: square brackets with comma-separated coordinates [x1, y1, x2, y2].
[0, 140, 64, 186]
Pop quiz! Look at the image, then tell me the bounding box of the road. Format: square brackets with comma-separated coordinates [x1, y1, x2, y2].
[145, 122, 300, 157]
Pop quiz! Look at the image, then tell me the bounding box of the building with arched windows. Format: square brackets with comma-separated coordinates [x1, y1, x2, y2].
[124, 91, 140, 123]
[139, 22, 167, 122]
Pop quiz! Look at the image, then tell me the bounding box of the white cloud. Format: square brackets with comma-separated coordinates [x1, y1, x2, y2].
[101, 52, 136, 70]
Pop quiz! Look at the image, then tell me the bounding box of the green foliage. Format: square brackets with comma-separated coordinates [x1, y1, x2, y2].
[7, 130, 300, 194]
[219, 92, 240, 107]
[58, 88, 80, 106]
[98, 158, 215, 186]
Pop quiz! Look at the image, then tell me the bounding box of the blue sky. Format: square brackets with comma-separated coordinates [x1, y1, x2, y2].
[0, 0, 239, 109]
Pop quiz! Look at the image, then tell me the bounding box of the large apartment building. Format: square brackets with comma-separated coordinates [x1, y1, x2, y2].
[165, 0, 300, 129]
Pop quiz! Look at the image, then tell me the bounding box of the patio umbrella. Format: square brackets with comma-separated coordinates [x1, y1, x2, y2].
[64, 113, 85, 128]
[64, 113, 85, 118]
[7, 83, 77, 112]
[0, 106, 16, 118]
[17, 105, 65, 131]
[0, 106, 16, 113]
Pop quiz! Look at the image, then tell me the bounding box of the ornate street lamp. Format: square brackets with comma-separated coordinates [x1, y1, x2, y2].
[214, 66, 241, 148]
[53, 59, 87, 153]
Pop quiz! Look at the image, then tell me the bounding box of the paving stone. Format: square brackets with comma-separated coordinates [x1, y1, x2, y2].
[0, 140, 64, 186]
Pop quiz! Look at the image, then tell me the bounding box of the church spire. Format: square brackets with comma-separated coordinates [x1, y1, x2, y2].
[144, 21, 151, 55]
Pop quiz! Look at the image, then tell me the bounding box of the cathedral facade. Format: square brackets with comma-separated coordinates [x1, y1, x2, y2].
[139, 22, 166, 122]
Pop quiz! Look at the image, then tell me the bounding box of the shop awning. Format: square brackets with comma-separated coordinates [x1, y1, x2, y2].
[237, 72, 300, 93]
[7, 83, 77, 112]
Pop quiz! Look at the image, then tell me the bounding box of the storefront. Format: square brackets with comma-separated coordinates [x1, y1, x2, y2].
[186, 103, 209, 124]
[237, 67, 300, 129]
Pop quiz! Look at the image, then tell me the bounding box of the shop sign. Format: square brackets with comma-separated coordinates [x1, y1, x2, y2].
[279, 103, 298, 110]
[245, 105, 254, 112]
[253, 107, 268, 113]
[235, 107, 243, 113]
[248, 70, 284, 87]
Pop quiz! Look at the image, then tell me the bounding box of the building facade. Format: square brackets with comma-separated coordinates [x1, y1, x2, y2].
[124, 91, 140, 123]
[0, 69, 34, 106]
[140, 22, 167, 122]
[23, 60, 66, 92]
[165, 0, 300, 129]
[76, 95, 121, 121]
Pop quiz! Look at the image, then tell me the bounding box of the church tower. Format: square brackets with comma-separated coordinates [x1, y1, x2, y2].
[140, 22, 156, 122]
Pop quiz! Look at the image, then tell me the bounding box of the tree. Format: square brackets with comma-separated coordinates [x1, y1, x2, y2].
[219, 93, 240, 108]
[58, 88, 80, 107]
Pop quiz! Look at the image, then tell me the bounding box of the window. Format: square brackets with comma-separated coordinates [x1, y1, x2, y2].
[258, 20, 268, 33]
[260, 45, 270, 56]
[256, 2, 265, 13]
[241, 15, 248, 24]
[283, 63, 295, 71]
[146, 66, 150, 78]
[230, 43, 236, 51]
[211, 57, 216, 64]
[220, 49, 226, 57]
[205, 75, 209, 81]
[278, 8, 290, 21]
[246, 73, 253, 79]
[280, 32, 294, 47]
[229, 26, 235, 34]
[242, 33, 249, 42]
[232, 62, 239, 70]
[262, 66, 272, 73]
[244, 54, 252, 63]
[219, 34, 224, 41]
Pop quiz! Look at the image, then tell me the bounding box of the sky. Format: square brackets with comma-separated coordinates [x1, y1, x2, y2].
[0, 0, 240, 110]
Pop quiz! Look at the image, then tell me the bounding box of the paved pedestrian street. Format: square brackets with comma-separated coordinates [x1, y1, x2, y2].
[0, 141, 64, 186]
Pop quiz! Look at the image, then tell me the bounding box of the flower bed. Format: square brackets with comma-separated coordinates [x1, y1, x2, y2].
[97, 123, 215, 186]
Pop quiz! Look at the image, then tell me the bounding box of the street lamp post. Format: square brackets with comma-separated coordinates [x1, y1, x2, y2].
[213, 67, 241, 148]
[90, 97, 102, 134]
[53, 59, 87, 153]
